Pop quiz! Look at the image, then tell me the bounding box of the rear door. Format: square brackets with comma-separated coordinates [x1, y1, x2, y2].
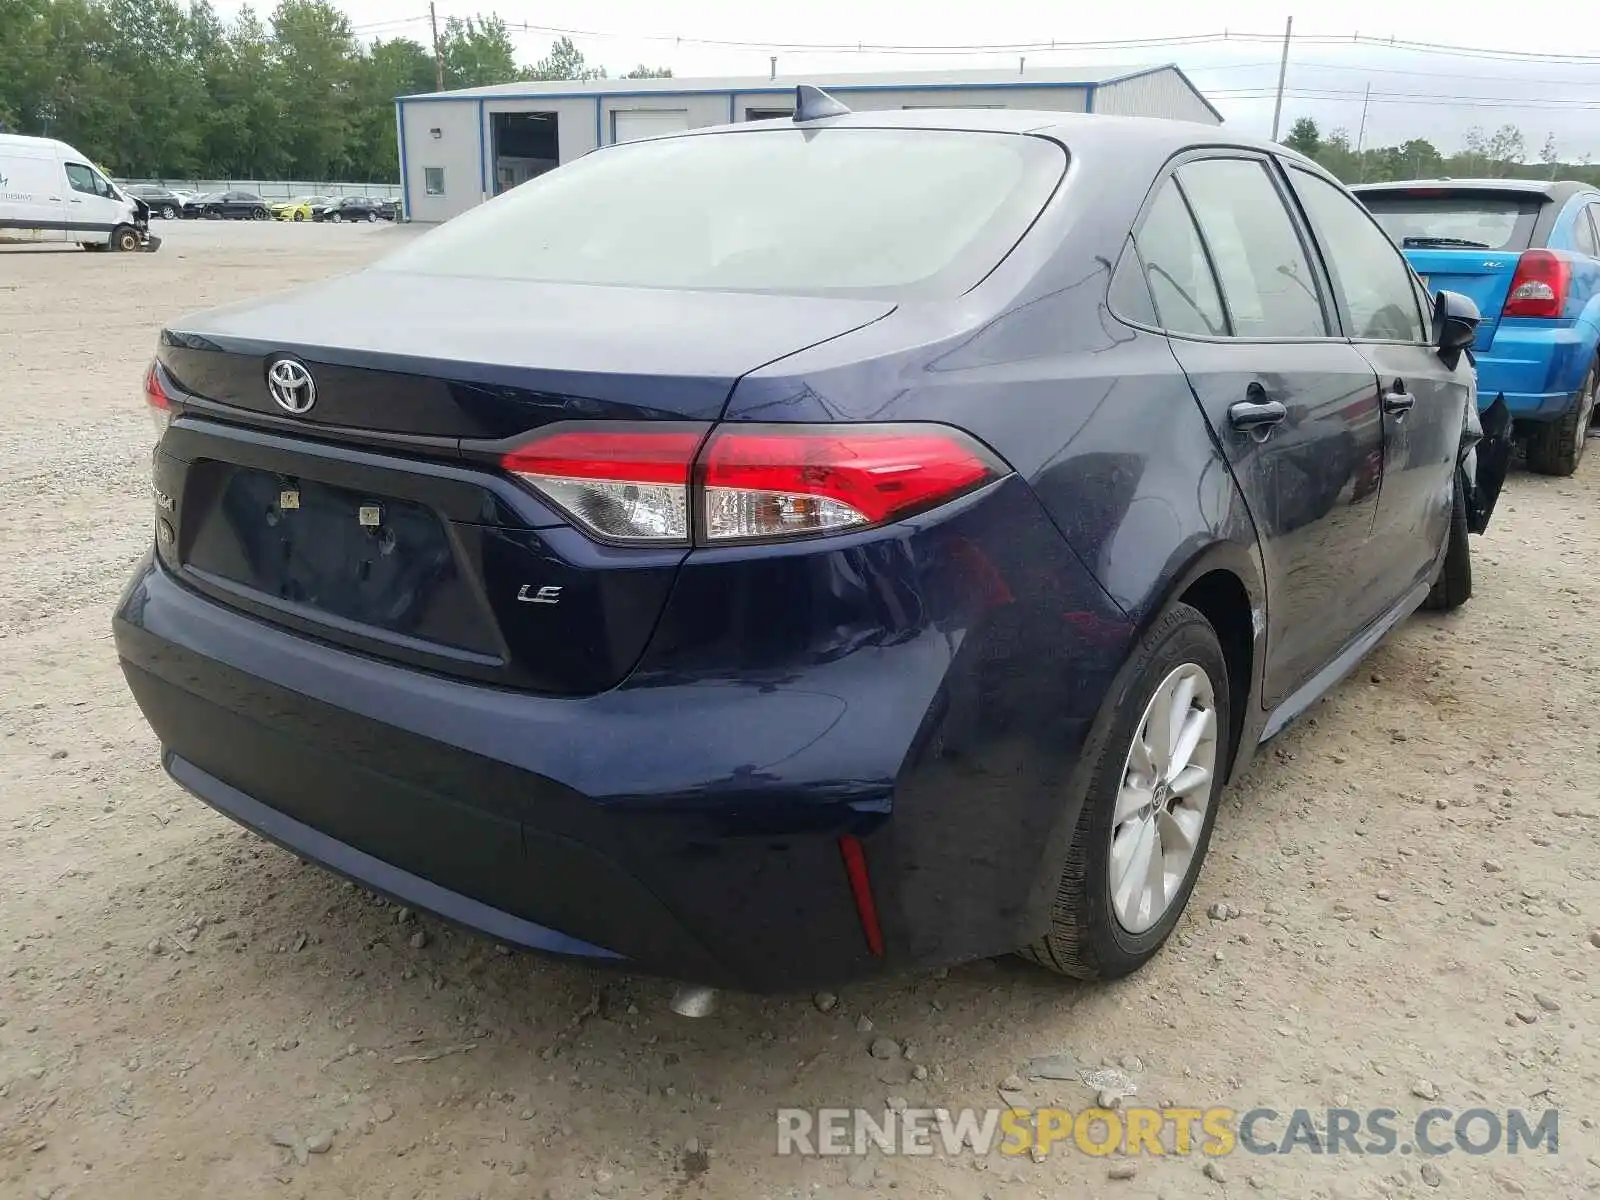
[1355, 187, 1543, 350]
[1133, 154, 1386, 708]
[1288, 165, 1468, 601]
[0, 151, 67, 242]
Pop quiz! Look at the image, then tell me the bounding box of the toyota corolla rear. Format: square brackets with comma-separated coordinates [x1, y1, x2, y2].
[1353, 181, 1599, 421]
[114, 118, 1132, 991]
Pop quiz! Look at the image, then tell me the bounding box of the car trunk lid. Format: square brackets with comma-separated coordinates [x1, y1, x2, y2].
[1399, 248, 1523, 350]
[152, 271, 895, 694]
[158, 270, 895, 437]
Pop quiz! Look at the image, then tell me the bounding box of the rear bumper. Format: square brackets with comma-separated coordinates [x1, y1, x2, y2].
[114, 477, 1133, 990]
[1478, 319, 1595, 419]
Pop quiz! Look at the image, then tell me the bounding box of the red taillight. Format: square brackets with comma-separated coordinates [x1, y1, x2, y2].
[144, 361, 173, 440]
[501, 427, 703, 543]
[699, 424, 1001, 542]
[502, 422, 1005, 545]
[1503, 249, 1571, 318]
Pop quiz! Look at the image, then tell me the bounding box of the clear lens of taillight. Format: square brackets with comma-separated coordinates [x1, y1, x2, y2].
[699, 424, 1003, 542]
[144, 361, 172, 441]
[1503, 249, 1571, 318]
[501, 427, 704, 543]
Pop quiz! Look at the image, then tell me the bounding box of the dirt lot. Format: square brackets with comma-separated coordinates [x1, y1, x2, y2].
[2, 221, 1598, 1200]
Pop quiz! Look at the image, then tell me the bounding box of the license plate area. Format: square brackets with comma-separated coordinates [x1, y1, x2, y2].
[182, 463, 495, 657]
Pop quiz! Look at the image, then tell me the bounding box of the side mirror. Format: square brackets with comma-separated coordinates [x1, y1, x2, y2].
[1434, 289, 1480, 370]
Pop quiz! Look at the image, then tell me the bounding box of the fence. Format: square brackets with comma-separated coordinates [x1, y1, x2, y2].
[117, 178, 402, 201]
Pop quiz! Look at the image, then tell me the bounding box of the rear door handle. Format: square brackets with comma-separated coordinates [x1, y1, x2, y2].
[1228, 398, 1288, 434]
[1382, 389, 1416, 415]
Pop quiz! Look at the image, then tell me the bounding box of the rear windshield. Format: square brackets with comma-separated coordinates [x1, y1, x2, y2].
[380, 128, 1066, 299]
[1356, 191, 1541, 252]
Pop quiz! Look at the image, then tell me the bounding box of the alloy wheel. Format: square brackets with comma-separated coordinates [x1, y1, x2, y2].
[1108, 663, 1219, 934]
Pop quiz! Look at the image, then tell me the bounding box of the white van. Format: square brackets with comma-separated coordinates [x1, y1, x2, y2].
[0, 133, 158, 252]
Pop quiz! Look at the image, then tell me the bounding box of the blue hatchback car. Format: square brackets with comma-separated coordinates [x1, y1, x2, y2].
[116, 95, 1501, 994]
[1352, 179, 1600, 475]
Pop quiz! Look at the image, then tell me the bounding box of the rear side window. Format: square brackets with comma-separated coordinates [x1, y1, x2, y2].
[1289, 167, 1425, 343]
[382, 128, 1067, 299]
[1133, 180, 1227, 337]
[1576, 206, 1600, 258]
[1177, 158, 1329, 339]
[1356, 191, 1540, 252]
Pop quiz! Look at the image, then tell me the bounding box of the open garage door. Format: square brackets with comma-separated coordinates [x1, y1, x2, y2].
[612, 109, 690, 144]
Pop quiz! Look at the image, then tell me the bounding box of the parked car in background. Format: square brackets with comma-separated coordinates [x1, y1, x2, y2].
[185, 190, 270, 220]
[273, 196, 330, 222]
[123, 184, 186, 220]
[311, 195, 386, 223]
[119, 99, 1504, 994]
[1352, 179, 1600, 475]
[374, 198, 401, 222]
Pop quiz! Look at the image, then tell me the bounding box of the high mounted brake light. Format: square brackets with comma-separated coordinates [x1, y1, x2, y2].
[500, 423, 1006, 545]
[1503, 249, 1571, 319]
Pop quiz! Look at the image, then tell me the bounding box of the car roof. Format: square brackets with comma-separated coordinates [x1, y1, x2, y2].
[1349, 178, 1597, 206]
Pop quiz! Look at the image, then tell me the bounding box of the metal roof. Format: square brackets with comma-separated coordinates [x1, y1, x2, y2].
[401, 63, 1191, 102]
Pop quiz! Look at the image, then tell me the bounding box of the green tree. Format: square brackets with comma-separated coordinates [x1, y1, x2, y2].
[1282, 116, 1320, 158]
[270, 0, 358, 178]
[439, 14, 517, 89]
[623, 65, 671, 79]
[529, 35, 602, 81]
[349, 36, 434, 179]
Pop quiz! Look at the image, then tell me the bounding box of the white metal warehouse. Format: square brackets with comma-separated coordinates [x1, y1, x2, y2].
[394, 64, 1222, 223]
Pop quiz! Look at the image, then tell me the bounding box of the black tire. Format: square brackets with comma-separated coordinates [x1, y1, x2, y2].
[110, 226, 140, 252]
[1526, 362, 1596, 476]
[293, 211, 304, 222]
[161, 204, 176, 220]
[331, 212, 343, 224]
[252, 206, 268, 220]
[366, 211, 377, 223]
[1423, 476, 1472, 611]
[1019, 603, 1231, 981]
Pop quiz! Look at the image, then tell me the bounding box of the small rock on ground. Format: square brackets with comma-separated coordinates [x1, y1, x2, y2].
[1108, 1161, 1138, 1180]
[869, 1037, 900, 1060]
[1421, 1161, 1443, 1187]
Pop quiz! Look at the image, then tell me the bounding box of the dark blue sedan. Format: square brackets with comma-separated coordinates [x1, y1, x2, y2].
[117, 91, 1504, 992]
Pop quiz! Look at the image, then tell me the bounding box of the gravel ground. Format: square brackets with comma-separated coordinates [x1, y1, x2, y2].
[2, 220, 1599, 1199]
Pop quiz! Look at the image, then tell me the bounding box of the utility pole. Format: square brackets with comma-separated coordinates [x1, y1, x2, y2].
[429, 2, 444, 92]
[1355, 82, 1372, 181]
[1269, 15, 1293, 142]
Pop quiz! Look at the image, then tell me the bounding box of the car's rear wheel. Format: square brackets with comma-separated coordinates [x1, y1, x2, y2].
[1526, 361, 1596, 476]
[1423, 474, 1472, 612]
[1020, 603, 1230, 980]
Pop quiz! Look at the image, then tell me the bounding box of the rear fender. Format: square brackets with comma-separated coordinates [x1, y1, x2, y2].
[1462, 393, 1511, 534]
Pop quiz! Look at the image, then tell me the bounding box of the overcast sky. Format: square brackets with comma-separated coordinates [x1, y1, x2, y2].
[246, 2, 1600, 157]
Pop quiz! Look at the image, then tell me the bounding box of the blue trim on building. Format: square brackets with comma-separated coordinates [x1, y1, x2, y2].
[396, 100, 411, 219]
[1084, 84, 1095, 114]
[728, 93, 736, 122]
[401, 79, 1105, 104]
[477, 99, 487, 200]
[594, 96, 602, 149]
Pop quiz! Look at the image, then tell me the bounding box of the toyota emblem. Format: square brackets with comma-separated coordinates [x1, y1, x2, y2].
[266, 357, 316, 414]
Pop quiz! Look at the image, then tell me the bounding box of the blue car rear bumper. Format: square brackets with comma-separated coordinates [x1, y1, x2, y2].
[1477, 319, 1595, 420]
[113, 473, 1134, 991]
